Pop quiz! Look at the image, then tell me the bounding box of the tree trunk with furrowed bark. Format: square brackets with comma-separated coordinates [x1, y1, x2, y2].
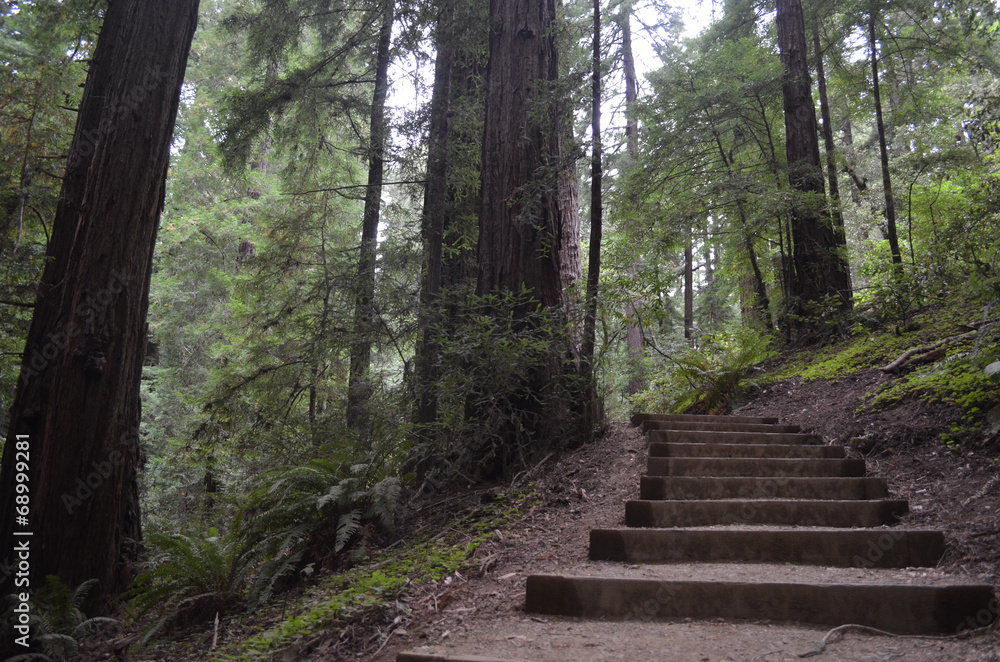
[0, 0, 199, 631]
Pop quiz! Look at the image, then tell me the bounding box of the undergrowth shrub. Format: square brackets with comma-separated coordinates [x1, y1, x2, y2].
[126, 460, 401, 644]
[632, 328, 775, 414]
[410, 290, 583, 489]
[855, 260, 931, 330]
[125, 528, 251, 645]
[2, 576, 117, 661]
[236, 460, 401, 605]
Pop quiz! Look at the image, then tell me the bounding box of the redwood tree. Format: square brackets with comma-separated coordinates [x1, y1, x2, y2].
[775, 0, 852, 314]
[0, 0, 199, 620]
[476, 0, 583, 454]
[477, 0, 575, 306]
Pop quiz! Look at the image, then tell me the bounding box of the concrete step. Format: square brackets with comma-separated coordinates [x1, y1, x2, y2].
[589, 528, 945, 567]
[648, 429, 823, 445]
[524, 574, 996, 635]
[647, 457, 866, 477]
[632, 413, 779, 426]
[642, 420, 802, 433]
[640, 476, 890, 500]
[649, 442, 845, 459]
[625, 499, 908, 527]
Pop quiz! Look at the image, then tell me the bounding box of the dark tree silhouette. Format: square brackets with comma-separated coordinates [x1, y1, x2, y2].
[0, 0, 200, 623]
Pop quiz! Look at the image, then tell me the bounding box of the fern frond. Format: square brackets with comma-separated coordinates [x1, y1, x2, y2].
[335, 510, 361, 553]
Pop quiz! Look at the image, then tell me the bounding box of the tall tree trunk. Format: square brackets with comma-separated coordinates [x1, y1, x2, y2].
[415, 0, 456, 427]
[775, 0, 851, 316]
[619, 4, 645, 395]
[581, 0, 603, 427]
[476, 0, 582, 463]
[684, 239, 694, 347]
[0, 0, 199, 626]
[477, 0, 570, 307]
[347, 3, 394, 433]
[811, 13, 853, 297]
[868, 10, 902, 265]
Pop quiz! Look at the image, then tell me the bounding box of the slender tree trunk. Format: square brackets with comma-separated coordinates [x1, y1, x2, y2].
[415, 0, 456, 427]
[812, 14, 852, 298]
[775, 0, 851, 316]
[868, 10, 902, 265]
[580, 0, 603, 428]
[0, 0, 199, 626]
[619, 4, 645, 395]
[347, 3, 394, 433]
[581, 0, 602, 371]
[621, 5, 638, 158]
[704, 240, 718, 326]
[684, 240, 694, 346]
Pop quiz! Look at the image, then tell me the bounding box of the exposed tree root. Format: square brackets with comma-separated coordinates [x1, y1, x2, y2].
[880, 318, 998, 373]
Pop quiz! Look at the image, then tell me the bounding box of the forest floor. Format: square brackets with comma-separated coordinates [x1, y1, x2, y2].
[124, 368, 1000, 661]
[354, 371, 1000, 662]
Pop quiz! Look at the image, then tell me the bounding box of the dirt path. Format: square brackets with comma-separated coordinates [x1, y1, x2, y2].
[364, 379, 1000, 662]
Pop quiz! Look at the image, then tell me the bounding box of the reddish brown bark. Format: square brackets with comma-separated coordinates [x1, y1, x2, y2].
[0, 0, 199, 622]
[776, 0, 851, 313]
[476, 0, 571, 310]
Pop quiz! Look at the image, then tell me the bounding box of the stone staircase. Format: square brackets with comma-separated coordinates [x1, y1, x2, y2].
[396, 413, 997, 661]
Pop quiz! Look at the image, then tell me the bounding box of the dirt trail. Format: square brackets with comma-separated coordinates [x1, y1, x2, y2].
[365, 376, 1000, 661]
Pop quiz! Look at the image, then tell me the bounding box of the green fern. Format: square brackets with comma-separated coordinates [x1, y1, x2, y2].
[237, 459, 401, 607]
[2, 576, 117, 661]
[124, 528, 251, 645]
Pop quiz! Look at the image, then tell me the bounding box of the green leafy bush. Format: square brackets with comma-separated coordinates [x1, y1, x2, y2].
[411, 290, 583, 487]
[126, 458, 401, 645]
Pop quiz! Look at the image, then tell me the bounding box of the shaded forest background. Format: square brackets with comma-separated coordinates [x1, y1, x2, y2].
[1, 0, 1000, 655]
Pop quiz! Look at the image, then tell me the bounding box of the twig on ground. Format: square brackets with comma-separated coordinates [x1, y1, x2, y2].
[370, 628, 395, 659]
[797, 623, 991, 658]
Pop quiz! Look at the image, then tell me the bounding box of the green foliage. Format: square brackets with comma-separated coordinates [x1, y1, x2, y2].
[772, 294, 994, 383]
[633, 328, 775, 415]
[866, 324, 1000, 423]
[237, 459, 401, 607]
[2, 576, 117, 662]
[412, 290, 583, 487]
[127, 459, 401, 644]
[0, 0, 101, 427]
[125, 528, 252, 645]
[212, 489, 534, 660]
